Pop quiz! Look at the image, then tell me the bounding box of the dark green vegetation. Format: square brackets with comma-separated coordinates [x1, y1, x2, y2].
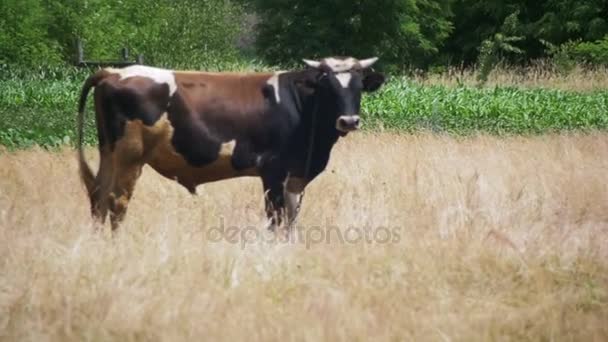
[2, 0, 607, 70]
[1, 67, 606, 149]
[248, 0, 608, 69]
[244, 0, 453, 69]
[1, 0, 244, 68]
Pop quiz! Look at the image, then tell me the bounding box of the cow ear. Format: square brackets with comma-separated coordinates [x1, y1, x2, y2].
[362, 71, 385, 92]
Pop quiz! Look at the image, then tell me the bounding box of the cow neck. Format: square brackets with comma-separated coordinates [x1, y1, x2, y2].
[302, 87, 320, 181]
[285, 71, 341, 181]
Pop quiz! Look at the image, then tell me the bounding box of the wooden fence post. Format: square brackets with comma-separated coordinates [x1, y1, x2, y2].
[121, 47, 129, 61]
[74, 37, 145, 68]
[76, 38, 84, 65]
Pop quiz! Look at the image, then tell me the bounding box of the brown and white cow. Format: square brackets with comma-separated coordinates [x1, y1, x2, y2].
[77, 57, 385, 231]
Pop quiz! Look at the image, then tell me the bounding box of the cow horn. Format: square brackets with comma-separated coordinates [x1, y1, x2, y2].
[303, 59, 322, 68]
[358, 57, 379, 69]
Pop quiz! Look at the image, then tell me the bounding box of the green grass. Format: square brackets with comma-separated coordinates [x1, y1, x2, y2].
[1, 67, 607, 149]
[363, 77, 608, 134]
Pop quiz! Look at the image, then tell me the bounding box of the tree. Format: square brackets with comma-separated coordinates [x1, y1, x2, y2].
[535, 0, 607, 42]
[476, 11, 525, 85]
[244, 0, 453, 70]
[442, 0, 608, 66]
[0, 0, 62, 66]
[1, 0, 245, 68]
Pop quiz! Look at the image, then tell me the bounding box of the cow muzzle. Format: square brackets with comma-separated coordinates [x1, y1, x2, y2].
[336, 115, 361, 133]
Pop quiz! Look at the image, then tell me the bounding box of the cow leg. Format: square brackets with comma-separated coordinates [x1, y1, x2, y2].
[261, 170, 308, 233]
[106, 118, 148, 231]
[260, 167, 288, 232]
[108, 161, 143, 230]
[262, 178, 286, 232]
[284, 176, 307, 228]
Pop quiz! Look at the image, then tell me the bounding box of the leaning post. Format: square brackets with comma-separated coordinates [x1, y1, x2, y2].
[76, 38, 84, 66]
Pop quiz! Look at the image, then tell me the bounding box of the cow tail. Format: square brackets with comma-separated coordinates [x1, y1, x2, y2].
[77, 70, 108, 196]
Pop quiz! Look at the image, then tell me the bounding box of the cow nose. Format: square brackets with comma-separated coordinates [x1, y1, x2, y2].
[336, 115, 361, 132]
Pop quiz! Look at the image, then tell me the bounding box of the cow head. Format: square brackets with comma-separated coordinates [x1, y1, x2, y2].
[302, 57, 385, 134]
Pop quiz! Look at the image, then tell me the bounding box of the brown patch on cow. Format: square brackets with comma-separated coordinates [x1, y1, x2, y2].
[145, 114, 258, 193]
[173, 71, 273, 116]
[106, 121, 147, 229]
[89, 115, 149, 230]
[181, 82, 196, 89]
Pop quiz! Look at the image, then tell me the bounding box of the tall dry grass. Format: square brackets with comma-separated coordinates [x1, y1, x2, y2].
[1, 133, 607, 341]
[416, 62, 608, 92]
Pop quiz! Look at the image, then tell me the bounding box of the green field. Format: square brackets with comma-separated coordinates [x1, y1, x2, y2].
[1, 67, 607, 149]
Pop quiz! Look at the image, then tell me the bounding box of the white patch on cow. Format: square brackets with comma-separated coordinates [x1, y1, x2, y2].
[266, 71, 286, 103]
[335, 72, 353, 88]
[219, 139, 236, 157]
[106, 65, 177, 96]
[323, 57, 357, 72]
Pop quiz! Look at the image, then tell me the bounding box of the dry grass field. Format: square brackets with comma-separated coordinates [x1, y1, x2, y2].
[417, 64, 608, 92]
[1, 133, 608, 341]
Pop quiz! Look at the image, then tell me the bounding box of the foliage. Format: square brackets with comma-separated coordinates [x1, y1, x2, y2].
[0, 0, 245, 68]
[242, 0, 453, 70]
[571, 36, 608, 66]
[534, 0, 608, 44]
[0, 0, 63, 66]
[541, 36, 608, 75]
[75, 0, 245, 67]
[443, 0, 608, 65]
[2, 0, 608, 70]
[540, 40, 579, 75]
[476, 12, 525, 86]
[244, 0, 607, 69]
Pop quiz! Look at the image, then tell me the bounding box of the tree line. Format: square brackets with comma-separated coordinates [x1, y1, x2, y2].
[1, 0, 607, 71]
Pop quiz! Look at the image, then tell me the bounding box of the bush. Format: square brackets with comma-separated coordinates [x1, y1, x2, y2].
[0, 0, 246, 69]
[571, 36, 608, 66]
[0, 0, 63, 66]
[542, 37, 608, 74]
[75, 0, 246, 68]
[541, 40, 579, 75]
[476, 12, 524, 86]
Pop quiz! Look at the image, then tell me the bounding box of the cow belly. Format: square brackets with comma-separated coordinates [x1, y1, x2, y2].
[144, 115, 258, 193]
[148, 152, 258, 193]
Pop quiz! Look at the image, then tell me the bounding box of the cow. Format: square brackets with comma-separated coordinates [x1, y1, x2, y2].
[77, 56, 385, 231]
